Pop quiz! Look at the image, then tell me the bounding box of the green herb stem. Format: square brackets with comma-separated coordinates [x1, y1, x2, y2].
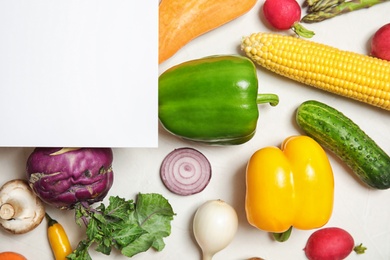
[354, 243, 367, 254]
[292, 22, 316, 38]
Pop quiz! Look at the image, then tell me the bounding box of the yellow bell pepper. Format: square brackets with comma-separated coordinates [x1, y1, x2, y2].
[245, 135, 334, 239]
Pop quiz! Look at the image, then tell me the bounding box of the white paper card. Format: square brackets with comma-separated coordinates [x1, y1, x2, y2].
[0, 1, 158, 147]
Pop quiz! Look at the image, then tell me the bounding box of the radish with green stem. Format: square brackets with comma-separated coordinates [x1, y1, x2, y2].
[262, 0, 314, 38]
[304, 227, 366, 260]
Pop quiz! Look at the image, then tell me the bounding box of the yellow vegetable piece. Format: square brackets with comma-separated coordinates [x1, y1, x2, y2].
[241, 32, 390, 111]
[245, 136, 334, 234]
[46, 213, 73, 260]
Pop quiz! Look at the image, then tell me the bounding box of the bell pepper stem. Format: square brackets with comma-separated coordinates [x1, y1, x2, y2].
[272, 226, 293, 242]
[257, 93, 279, 107]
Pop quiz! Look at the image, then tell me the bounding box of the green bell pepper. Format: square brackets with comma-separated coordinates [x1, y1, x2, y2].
[159, 55, 279, 145]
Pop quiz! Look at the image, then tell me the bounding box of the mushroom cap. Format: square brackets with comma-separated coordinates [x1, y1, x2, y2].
[0, 179, 45, 234]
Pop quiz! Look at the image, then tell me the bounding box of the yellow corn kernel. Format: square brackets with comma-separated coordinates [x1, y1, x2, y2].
[241, 33, 390, 111]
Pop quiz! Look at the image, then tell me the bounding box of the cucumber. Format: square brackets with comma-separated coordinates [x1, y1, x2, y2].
[296, 100, 390, 189]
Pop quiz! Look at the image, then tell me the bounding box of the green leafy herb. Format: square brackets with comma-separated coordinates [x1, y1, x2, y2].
[67, 193, 175, 259]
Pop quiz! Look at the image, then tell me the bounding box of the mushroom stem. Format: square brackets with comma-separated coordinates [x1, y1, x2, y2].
[0, 203, 16, 220]
[0, 199, 23, 220]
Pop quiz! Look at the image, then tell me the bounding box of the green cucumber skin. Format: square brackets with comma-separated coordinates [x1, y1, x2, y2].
[296, 100, 390, 189]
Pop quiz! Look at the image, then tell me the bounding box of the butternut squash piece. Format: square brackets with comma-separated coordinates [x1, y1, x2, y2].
[159, 0, 257, 64]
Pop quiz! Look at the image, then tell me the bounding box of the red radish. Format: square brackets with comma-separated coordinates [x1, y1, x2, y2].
[371, 23, 390, 61]
[263, 0, 301, 30]
[304, 227, 358, 260]
[160, 147, 212, 196]
[262, 0, 314, 38]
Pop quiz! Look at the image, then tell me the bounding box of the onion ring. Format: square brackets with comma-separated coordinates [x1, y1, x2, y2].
[160, 147, 212, 196]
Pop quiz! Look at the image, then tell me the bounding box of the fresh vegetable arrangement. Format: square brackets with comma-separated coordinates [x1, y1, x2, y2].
[245, 135, 334, 242]
[296, 100, 390, 189]
[25, 148, 175, 259]
[159, 55, 279, 145]
[1, 1, 390, 259]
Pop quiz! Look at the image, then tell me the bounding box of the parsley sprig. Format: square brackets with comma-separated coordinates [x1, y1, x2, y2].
[67, 193, 175, 259]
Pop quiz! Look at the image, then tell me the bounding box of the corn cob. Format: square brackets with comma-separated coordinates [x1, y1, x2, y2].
[241, 33, 390, 111]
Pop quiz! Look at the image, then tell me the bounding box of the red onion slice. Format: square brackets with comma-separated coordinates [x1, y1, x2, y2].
[160, 147, 212, 196]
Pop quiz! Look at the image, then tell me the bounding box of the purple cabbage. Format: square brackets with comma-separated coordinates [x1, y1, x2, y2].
[26, 148, 114, 209]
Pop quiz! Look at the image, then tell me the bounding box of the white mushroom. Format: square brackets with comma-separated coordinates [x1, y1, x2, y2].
[0, 179, 45, 234]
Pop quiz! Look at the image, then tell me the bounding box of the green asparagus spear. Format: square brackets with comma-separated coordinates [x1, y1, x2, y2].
[308, 0, 345, 12]
[306, 0, 323, 6]
[302, 0, 390, 23]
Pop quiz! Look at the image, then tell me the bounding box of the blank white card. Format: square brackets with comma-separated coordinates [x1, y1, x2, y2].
[0, 1, 158, 147]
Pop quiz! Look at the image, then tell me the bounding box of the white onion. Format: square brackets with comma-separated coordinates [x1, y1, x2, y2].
[193, 199, 238, 260]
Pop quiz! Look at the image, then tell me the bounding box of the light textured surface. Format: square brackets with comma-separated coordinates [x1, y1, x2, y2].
[0, 1, 158, 147]
[1, 1, 390, 259]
